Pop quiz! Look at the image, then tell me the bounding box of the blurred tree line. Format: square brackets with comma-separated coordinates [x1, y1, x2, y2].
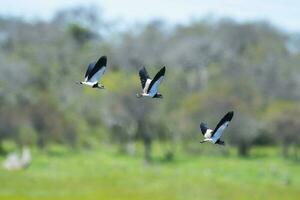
[0, 6, 300, 161]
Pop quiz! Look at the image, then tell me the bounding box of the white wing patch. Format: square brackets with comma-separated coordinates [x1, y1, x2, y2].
[211, 122, 229, 143]
[148, 76, 164, 97]
[88, 67, 106, 83]
[143, 79, 152, 93]
[204, 129, 213, 139]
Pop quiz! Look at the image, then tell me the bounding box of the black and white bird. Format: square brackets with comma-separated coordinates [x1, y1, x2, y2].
[136, 66, 166, 98]
[76, 56, 107, 89]
[199, 111, 234, 145]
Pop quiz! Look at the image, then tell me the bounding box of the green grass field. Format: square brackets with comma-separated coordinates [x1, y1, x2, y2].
[0, 146, 299, 200]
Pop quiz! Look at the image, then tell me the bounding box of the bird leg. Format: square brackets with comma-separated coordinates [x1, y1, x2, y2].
[136, 93, 143, 98]
[98, 84, 105, 89]
[93, 83, 105, 89]
[200, 138, 212, 144]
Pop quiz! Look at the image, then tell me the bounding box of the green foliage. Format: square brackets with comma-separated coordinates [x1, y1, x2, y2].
[68, 23, 95, 45]
[0, 147, 299, 200]
[0, 7, 300, 158]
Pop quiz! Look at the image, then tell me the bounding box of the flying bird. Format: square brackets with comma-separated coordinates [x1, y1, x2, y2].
[136, 66, 166, 98]
[76, 56, 107, 89]
[199, 111, 234, 145]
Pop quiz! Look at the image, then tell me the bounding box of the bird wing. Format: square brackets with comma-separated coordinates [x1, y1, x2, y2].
[84, 62, 95, 81]
[143, 79, 152, 94]
[200, 123, 213, 138]
[86, 56, 107, 82]
[139, 67, 151, 89]
[211, 111, 234, 142]
[200, 122, 209, 135]
[147, 66, 166, 95]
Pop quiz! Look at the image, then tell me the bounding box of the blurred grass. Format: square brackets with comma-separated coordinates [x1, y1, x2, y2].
[0, 146, 299, 200]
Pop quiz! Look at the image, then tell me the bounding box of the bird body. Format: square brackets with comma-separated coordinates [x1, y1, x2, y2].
[199, 111, 234, 145]
[137, 66, 166, 98]
[142, 79, 152, 94]
[77, 56, 107, 89]
[79, 81, 98, 87]
[3, 147, 31, 170]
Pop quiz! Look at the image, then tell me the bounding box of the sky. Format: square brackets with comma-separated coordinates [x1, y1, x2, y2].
[0, 0, 300, 33]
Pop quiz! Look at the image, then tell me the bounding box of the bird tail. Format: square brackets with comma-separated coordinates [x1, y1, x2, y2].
[216, 140, 225, 146]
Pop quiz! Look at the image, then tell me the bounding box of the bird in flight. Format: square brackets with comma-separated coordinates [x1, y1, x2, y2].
[76, 56, 107, 89]
[136, 66, 166, 98]
[199, 111, 234, 145]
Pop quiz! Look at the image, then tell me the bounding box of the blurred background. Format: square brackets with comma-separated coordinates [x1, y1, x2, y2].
[0, 0, 300, 199]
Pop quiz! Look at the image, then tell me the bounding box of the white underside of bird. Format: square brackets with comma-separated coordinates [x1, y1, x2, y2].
[82, 67, 105, 88]
[200, 111, 234, 145]
[80, 81, 98, 87]
[140, 77, 164, 97]
[137, 66, 165, 98]
[77, 56, 107, 89]
[202, 122, 229, 144]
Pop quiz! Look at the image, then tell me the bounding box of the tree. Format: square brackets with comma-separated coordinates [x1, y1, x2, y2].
[266, 103, 300, 158]
[228, 113, 260, 156]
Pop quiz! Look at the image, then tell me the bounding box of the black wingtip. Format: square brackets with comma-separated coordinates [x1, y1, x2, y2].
[200, 122, 208, 135]
[98, 56, 107, 66]
[139, 66, 146, 72]
[225, 111, 234, 121]
[159, 66, 166, 75]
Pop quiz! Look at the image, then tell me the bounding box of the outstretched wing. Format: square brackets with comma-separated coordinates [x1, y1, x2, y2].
[147, 66, 166, 96]
[139, 67, 151, 89]
[86, 56, 107, 82]
[200, 122, 213, 138]
[84, 62, 95, 81]
[200, 122, 209, 135]
[211, 111, 234, 142]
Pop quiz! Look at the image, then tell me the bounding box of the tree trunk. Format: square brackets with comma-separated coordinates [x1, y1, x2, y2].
[126, 141, 135, 156]
[238, 143, 249, 157]
[137, 120, 152, 163]
[0, 140, 6, 155]
[282, 143, 289, 157]
[293, 144, 298, 159]
[143, 136, 152, 163]
[37, 135, 45, 150]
